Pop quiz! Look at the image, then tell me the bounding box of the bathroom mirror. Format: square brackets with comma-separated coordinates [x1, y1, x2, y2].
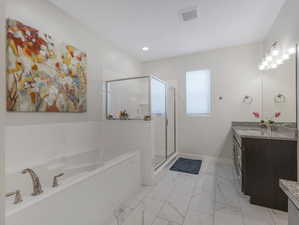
[261, 48, 297, 124]
[106, 77, 150, 120]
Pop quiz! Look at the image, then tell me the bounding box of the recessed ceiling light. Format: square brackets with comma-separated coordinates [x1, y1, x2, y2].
[142, 47, 149, 51]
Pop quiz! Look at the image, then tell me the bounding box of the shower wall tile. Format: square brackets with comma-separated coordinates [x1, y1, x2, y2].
[5, 122, 102, 173]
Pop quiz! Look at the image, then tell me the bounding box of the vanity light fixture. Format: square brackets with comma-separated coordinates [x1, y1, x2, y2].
[258, 42, 297, 71]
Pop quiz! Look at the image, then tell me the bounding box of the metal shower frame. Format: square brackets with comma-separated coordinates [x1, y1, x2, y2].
[105, 75, 176, 169]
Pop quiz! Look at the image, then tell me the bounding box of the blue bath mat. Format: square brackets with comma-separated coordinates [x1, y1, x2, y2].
[170, 158, 202, 175]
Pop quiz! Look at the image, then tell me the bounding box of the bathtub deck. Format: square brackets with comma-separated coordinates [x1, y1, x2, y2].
[112, 156, 288, 225]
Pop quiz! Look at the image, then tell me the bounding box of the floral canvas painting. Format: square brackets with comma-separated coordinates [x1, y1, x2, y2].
[6, 19, 87, 112]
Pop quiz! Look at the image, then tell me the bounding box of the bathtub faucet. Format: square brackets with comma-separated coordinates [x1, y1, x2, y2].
[6, 190, 23, 204]
[22, 168, 43, 196]
[52, 173, 64, 188]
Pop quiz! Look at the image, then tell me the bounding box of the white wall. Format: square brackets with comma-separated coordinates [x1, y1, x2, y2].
[4, 0, 142, 178]
[143, 43, 262, 159]
[0, 0, 5, 224]
[101, 121, 154, 185]
[263, 0, 299, 179]
[3, 1, 147, 222]
[5, 0, 142, 125]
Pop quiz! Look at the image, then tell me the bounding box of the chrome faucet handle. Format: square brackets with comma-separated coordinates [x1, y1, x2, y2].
[6, 190, 23, 204]
[22, 168, 43, 196]
[52, 173, 64, 188]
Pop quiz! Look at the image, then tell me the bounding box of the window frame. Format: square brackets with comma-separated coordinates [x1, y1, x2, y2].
[185, 69, 212, 117]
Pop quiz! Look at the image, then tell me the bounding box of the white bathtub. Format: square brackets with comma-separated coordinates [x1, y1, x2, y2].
[6, 151, 141, 225]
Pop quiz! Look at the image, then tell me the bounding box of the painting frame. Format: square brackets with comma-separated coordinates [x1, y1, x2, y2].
[6, 18, 87, 113]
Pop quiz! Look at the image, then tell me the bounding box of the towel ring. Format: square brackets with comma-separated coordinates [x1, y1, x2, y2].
[274, 94, 286, 103]
[242, 95, 253, 104]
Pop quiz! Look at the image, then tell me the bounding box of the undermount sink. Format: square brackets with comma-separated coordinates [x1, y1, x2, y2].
[232, 125, 297, 141]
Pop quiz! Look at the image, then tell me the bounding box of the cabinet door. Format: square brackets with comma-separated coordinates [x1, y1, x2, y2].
[243, 138, 297, 211]
[272, 140, 297, 210]
[243, 139, 275, 207]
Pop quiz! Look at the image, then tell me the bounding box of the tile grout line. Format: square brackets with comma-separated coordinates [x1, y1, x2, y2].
[180, 174, 199, 225]
[151, 172, 177, 225]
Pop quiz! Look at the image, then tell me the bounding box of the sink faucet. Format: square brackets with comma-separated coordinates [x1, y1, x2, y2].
[22, 168, 43, 196]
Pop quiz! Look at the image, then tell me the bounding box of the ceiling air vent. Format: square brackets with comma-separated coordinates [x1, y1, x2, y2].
[179, 7, 198, 22]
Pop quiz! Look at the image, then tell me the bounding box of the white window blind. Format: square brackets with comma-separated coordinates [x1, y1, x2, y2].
[186, 70, 211, 115]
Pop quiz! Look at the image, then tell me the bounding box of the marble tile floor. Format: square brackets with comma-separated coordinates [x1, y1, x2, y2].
[114, 156, 288, 225]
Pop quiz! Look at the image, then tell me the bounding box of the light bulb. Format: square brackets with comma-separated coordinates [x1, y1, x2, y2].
[271, 49, 279, 56]
[266, 55, 273, 62]
[277, 58, 283, 65]
[282, 53, 290, 60]
[263, 60, 269, 66]
[259, 65, 265, 71]
[288, 47, 296, 55]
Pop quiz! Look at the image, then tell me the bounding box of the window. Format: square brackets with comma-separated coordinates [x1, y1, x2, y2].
[186, 70, 211, 115]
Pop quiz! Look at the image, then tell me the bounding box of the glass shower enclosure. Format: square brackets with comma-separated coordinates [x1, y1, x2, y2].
[105, 76, 176, 169]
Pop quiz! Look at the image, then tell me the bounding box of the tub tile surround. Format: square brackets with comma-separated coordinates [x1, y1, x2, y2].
[5, 122, 104, 205]
[111, 156, 287, 225]
[5, 122, 102, 174]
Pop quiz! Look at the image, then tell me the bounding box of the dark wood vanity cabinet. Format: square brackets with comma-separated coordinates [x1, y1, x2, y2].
[234, 135, 297, 211]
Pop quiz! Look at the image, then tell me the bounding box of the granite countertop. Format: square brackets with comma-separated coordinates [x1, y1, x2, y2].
[232, 122, 298, 141]
[280, 179, 299, 209]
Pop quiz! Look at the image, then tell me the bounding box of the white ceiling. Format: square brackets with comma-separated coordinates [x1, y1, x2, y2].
[49, 0, 286, 62]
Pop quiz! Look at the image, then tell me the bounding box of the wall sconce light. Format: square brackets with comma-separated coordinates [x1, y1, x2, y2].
[274, 93, 286, 103]
[243, 95, 253, 104]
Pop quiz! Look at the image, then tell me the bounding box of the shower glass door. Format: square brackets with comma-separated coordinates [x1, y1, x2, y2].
[151, 77, 167, 169]
[167, 86, 176, 158]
